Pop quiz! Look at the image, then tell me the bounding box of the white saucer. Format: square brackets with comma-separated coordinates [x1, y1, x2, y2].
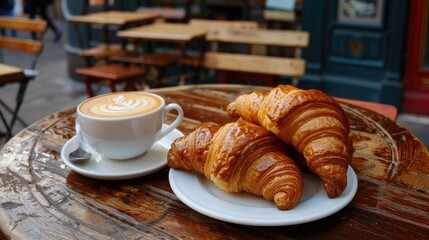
[61, 128, 183, 180]
[169, 166, 358, 226]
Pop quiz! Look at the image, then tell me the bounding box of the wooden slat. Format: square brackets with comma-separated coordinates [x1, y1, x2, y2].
[263, 9, 296, 22]
[0, 37, 43, 54]
[0, 16, 47, 33]
[189, 19, 259, 30]
[204, 52, 306, 76]
[206, 28, 309, 47]
[80, 44, 127, 58]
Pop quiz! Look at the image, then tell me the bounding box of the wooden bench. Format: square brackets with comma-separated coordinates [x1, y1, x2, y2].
[204, 28, 309, 86]
[112, 20, 261, 87]
[75, 64, 145, 97]
[0, 17, 47, 137]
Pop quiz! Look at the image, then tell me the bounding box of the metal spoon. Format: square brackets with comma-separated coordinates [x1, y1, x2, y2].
[69, 126, 92, 163]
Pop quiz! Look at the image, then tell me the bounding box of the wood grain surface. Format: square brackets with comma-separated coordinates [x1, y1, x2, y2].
[0, 84, 428, 239]
[69, 11, 160, 26]
[117, 23, 207, 43]
[205, 28, 309, 47]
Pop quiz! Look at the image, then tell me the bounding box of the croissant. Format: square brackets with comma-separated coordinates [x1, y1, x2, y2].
[168, 119, 304, 210]
[226, 85, 354, 198]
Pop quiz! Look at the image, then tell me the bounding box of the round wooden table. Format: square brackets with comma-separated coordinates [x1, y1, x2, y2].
[0, 84, 428, 239]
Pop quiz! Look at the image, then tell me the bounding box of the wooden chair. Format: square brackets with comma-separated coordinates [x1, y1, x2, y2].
[75, 64, 145, 97]
[204, 28, 309, 86]
[0, 17, 47, 137]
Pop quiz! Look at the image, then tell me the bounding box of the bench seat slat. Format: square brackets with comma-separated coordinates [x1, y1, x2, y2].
[204, 52, 306, 77]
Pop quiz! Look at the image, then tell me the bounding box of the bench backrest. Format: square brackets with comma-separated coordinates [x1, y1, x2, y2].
[206, 28, 309, 47]
[204, 28, 309, 81]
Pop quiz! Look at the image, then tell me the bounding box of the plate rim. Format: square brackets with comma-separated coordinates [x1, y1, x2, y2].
[169, 166, 358, 226]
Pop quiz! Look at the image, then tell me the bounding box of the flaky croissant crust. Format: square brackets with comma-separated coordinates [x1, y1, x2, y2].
[227, 85, 354, 198]
[168, 119, 304, 210]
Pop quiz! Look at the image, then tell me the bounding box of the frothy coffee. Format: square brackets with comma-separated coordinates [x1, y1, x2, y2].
[79, 92, 162, 118]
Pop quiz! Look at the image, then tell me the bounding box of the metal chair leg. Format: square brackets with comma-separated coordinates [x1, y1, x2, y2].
[0, 100, 28, 127]
[9, 79, 29, 131]
[0, 108, 12, 138]
[0, 78, 30, 136]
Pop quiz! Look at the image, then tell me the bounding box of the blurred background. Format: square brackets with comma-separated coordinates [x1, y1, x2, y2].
[0, 0, 428, 147]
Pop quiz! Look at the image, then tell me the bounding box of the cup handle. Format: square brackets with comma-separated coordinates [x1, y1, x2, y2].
[75, 118, 88, 148]
[158, 103, 184, 140]
[75, 118, 81, 136]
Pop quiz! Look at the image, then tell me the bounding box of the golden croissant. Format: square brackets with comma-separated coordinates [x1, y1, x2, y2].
[168, 119, 304, 210]
[226, 85, 354, 198]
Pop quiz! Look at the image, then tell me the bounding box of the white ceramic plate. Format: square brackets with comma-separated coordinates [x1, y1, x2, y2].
[61, 127, 183, 180]
[169, 166, 358, 226]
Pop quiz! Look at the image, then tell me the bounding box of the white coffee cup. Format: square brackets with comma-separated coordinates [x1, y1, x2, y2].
[76, 91, 183, 160]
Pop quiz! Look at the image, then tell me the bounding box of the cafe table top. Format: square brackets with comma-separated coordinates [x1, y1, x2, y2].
[117, 23, 208, 43]
[0, 84, 428, 239]
[0, 63, 24, 85]
[69, 11, 160, 27]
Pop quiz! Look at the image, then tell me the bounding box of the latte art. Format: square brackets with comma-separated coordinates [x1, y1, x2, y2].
[100, 95, 145, 112]
[79, 92, 162, 118]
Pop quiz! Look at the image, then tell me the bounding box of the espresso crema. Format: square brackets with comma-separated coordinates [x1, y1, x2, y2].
[79, 92, 162, 118]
